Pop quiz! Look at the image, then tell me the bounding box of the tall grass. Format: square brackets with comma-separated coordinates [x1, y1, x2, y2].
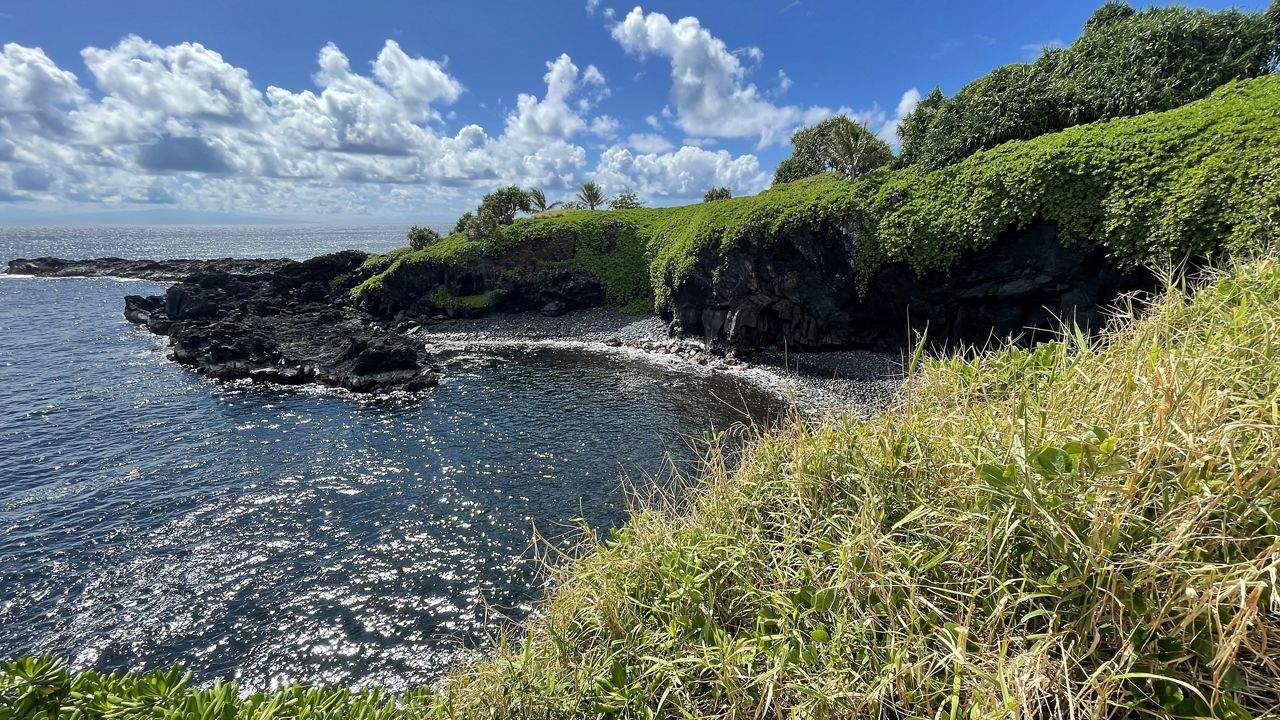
[432, 257, 1280, 718]
[5, 257, 1280, 718]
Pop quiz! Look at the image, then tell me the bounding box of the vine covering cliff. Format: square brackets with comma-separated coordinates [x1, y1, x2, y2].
[348, 76, 1280, 351]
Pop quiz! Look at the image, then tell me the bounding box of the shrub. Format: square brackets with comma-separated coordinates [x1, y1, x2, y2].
[703, 187, 732, 202]
[475, 186, 531, 226]
[406, 225, 441, 251]
[652, 76, 1280, 304]
[608, 191, 645, 210]
[897, 1, 1280, 170]
[452, 211, 474, 236]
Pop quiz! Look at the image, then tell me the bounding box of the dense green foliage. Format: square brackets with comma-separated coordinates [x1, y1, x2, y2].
[406, 225, 441, 251]
[608, 191, 645, 210]
[772, 115, 894, 184]
[652, 76, 1280, 302]
[353, 76, 1280, 313]
[897, 1, 1280, 170]
[11, 255, 1280, 717]
[702, 187, 731, 202]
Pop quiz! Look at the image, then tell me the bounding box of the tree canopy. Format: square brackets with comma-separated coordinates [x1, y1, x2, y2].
[772, 116, 893, 185]
[897, 1, 1280, 170]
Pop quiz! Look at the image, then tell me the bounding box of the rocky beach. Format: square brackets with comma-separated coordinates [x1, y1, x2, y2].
[5, 254, 903, 411]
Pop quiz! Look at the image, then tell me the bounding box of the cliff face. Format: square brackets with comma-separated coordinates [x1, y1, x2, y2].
[665, 221, 1152, 352]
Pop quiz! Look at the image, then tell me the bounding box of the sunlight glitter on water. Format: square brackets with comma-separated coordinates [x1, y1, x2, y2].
[0, 261, 784, 691]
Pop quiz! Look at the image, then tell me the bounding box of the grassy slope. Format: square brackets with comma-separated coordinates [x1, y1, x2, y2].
[352, 76, 1280, 310]
[7, 257, 1280, 717]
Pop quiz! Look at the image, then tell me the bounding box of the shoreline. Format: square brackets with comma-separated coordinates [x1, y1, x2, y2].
[411, 308, 903, 416]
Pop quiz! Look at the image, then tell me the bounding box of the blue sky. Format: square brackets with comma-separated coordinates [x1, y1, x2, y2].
[0, 0, 1268, 224]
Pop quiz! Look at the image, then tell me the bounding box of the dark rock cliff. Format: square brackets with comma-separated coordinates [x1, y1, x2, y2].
[666, 221, 1154, 352]
[123, 251, 440, 392]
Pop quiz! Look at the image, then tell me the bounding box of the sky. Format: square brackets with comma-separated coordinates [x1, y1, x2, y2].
[0, 0, 1269, 224]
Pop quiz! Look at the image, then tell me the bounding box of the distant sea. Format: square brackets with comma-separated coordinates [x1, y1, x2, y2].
[0, 225, 781, 690]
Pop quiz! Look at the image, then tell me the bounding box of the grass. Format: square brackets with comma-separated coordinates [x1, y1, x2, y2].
[7, 255, 1280, 718]
[351, 75, 1280, 312]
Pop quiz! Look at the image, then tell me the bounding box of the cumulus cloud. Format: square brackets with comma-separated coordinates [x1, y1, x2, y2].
[0, 42, 86, 116]
[592, 144, 767, 199]
[0, 34, 775, 218]
[589, 115, 620, 137]
[627, 132, 674, 153]
[610, 7, 829, 146]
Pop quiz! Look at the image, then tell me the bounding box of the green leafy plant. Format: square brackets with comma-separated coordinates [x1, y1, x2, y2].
[608, 191, 644, 210]
[406, 225, 441, 251]
[897, 1, 1280, 170]
[703, 187, 731, 202]
[577, 181, 605, 210]
[773, 115, 893, 185]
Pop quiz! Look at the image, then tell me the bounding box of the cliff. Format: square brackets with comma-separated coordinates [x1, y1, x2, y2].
[350, 76, 1280, 354]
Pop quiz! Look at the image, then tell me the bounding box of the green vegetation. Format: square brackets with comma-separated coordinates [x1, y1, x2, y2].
[528, 187, 562, 213]
[577, 181, 606, 210]
[11, 254, 1280, 717]
[406, 225, 441, 251]
[352, 76, 1280, 313]
[772, 115, 894, 185]
[702, 187, 731, 202]
[608, 191, 645, 210]
[649, 75, 1280, 303]
[897, 1, 1280, 170]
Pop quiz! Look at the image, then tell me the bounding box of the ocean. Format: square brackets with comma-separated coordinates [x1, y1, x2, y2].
[0, 225, 782, 691]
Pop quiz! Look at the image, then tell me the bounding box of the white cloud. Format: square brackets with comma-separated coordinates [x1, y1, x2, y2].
[592, 144, 767, 199]
[589, 115, 620, 137]
[610, 7, 830, 146]
[502, 54, 590, 148]
[371, 40, 463, 116]
[0, 42, 87, 116]
[80, 36, 268, 128]
[627, 132, 674, 153]
[0, 36, 772, 219]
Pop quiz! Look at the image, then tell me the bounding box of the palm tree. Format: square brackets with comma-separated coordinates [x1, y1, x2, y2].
[528, 187, 562, 213]
[823, 117, 893, 181]
[576, 181, 605, 210]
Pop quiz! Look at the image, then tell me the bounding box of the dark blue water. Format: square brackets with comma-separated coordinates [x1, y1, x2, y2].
[0, 227, 782, 691]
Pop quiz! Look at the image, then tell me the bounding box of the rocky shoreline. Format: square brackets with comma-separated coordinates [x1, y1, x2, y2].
[5, 254, 903, 410]
[415, 309, 902, 414]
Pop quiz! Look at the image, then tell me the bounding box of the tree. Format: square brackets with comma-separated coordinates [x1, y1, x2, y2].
[407, 225, 441, 251]
[608, 191, 644, 210]
[772, 116, 893, 185]
[896, 2, 1280, 171]
[703, 187, 732, 202]
[576, 181, 605, 210]
[528, 187, 561, 213]
[824, 119, 895, 181]
[475, 186, 532, 225]
[452, 211, 474, 236]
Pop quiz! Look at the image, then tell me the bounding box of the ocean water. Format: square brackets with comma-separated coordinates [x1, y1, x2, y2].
[0, 226, 783, 691]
